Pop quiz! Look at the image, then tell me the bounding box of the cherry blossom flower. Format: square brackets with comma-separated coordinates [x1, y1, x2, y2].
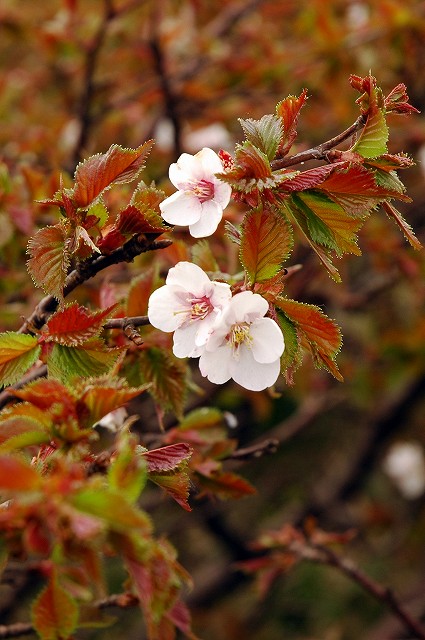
[199, 291, 285, 391]
[148, 261, 232, 358]
[159, 147, 232, 237]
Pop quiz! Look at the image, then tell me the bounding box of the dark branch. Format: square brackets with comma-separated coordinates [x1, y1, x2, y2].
[227, 438, 279, 461]
[296, 540, 425, 640]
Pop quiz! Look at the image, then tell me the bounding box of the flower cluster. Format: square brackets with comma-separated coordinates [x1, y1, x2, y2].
[148, 262, 285, 391]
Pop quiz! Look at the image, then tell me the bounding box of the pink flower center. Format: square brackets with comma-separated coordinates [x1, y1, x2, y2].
[184, 179, 215, 203]
[189, 295, 214, 320]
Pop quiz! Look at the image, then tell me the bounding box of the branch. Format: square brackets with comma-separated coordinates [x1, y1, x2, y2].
[19, 234, 170, 334]
[270, 114, 367, 170]
[295, 540, 425, 640]
[104, 315, 150, 330]
[226, 438, 279, 461]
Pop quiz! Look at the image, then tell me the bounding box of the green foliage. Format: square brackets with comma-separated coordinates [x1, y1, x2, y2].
[0, 332, 40, 386]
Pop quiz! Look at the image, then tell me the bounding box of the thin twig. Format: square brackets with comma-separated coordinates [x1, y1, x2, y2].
[104, 315, 150, 330]
[295, 540, 425, 640]
[270, 114, 367, 170]
[226, 438, 279, 461]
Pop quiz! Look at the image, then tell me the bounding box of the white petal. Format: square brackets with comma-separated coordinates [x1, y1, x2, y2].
[173, 323, 201, 358]
[212, 179, 232, 209]
[230, 346, 281, 391]
[160, 191, 201, 225]
[250, 318, 285, 363]
[188, 200, 223, 238]
[197, 147, 224, 175]
[222, 291, 269, 325]
[204, 315, 229, 351]
[210, 281, 232, 309]
[169, 153, 202, 186]
[194, 313, 217, 347]
[166, 261, 211, 294]
[148, 285, 188, 331]
[199, 345, 232, 384]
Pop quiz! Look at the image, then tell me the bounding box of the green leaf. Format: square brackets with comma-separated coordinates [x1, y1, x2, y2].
[0, 403, 51, 450]
[292, 191, 364, 255]
[352, 107, 389, 158]
[32, 571, 79, 640]
[86, 201, 109, 229]
[44, 303, 116, 346]
[108, 432, 148, 503]
[275, 310, 301, 373]
[71, 485, 151, 533]
[178, 407, 226, 433]
[240, 205, 293, 284]
[47, 340, 122, 384]
[0, 429, 51, 452]
[0, 332, 41, 386]
[372, 168, 409, 196]
[27, 223, 71, 301]
[239, 114, 284, 160]
[70, 141, 154, 208]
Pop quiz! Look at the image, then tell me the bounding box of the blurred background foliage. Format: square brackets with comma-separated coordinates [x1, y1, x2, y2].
[1, 1, 425, 638]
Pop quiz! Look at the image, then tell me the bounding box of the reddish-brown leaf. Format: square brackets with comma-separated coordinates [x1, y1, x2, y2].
[240, 205, 293, 284]
[0, 455, 41, 491]
[116, 204, 168, 235]
[44, 302, 116, 346]
[142, 443, 192, 473]
[196, 468, 256, 500]
[276, 89, 308, 156]
[275, 297, 343, 380]
[279, 164, 335, 193]
[27, 223, 71, 301]
[217, 141, 273, 191]
[32, 571, 78, 640]
[382, 201, 422, 250]
[71, 141, 154, 208]
[13, 379, 76, 413]
[149, 467, 192, 511]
